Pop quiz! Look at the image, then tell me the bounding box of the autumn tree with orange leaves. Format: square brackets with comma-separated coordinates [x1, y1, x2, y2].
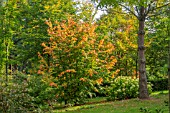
[38, 17, 117, 105]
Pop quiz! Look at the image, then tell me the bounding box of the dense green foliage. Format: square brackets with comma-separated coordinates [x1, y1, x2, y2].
[0, 75, 38, 112]
[145, 8, 169, 79]
[0, 0, 76, 73]
[0, 72, 58, 112]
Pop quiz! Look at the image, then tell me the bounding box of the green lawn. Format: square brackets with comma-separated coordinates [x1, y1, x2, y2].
[53, 91, 169, 113]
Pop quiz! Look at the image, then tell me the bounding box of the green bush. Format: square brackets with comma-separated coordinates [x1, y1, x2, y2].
[0, 72, 58, 113]
[0, 74, 39, 113]
[107, 76, 152, 100]
[27, 75, 57, 107]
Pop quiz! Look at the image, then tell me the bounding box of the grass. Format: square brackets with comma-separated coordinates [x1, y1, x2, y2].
[53, 91, 169, 113]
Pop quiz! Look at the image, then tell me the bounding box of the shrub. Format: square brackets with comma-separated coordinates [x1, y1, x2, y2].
[27, 75, 57, 110]
[0, 72, 57, 113]
[0, 73, 39, 113]
[107, 76, 152, 100]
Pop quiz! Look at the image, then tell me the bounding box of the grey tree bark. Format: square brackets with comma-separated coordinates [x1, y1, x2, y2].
[138, 6, 149, 99]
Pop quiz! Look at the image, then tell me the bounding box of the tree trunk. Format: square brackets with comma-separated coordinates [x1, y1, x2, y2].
[136, 49, 138, 78]
[5, 42, 8, 86]
[138, 6, 149, 99]
[168, 24, 170, 112]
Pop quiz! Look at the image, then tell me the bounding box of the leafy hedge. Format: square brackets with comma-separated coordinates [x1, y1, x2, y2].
[107, 76, 152, 100]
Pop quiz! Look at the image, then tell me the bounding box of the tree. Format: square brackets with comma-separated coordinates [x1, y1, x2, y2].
[38, 17, 116, 105]
[167, 6, 170, 111]
[168, 24, 170, 113]
[91, 0, 170, 99]
[0, 0, 19, 82]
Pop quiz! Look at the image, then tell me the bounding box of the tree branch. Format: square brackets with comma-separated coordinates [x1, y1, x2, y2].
[135, 6, 140, 16]
[144, 4, 151, 17]
[118, 3, 138, 18]
[107, 9, 129, 15]
[151, 3, 170, 11]
[92, 6, 98, 20]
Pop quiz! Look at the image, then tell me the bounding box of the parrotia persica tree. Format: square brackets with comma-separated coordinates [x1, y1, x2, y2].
[91, 0, 170, 99]
[38, 17, 117, 105]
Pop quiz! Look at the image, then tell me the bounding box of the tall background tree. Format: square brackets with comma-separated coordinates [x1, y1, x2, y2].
[91, 0, 170, 99]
